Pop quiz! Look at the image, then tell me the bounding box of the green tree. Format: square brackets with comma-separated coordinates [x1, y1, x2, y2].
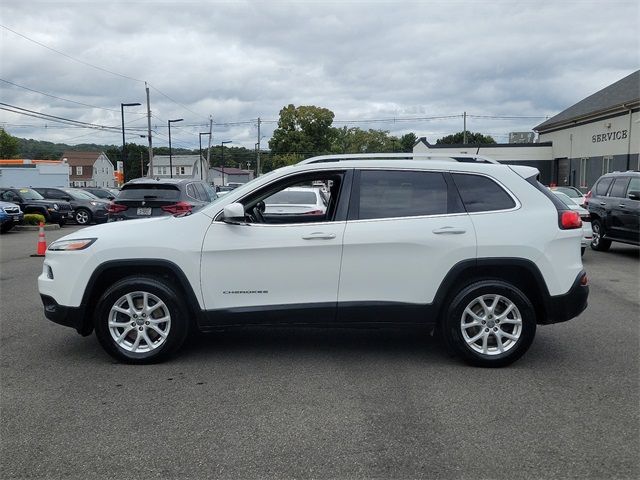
[399, 133, 418, 152]
[436, 131, 496, 145]
[0, 129, 20, 158]
[330, 127, 413, 154]
[269, 105, 335, 160]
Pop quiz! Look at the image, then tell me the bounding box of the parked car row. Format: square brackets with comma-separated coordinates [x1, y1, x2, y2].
[0, 188, 74, 226]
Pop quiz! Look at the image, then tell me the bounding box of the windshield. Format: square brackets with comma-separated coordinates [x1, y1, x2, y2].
[553, 191, 577, 207]
[118, 184, 181, 201]
[17, 188, 44, 200]
[265, 190, 317, 205]
[63, 189, 98, 200]
[555, 187, 581, 198]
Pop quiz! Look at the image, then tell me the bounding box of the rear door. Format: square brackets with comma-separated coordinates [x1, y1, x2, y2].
[617, 177, 640, 242]
[337, 169, 475, 322]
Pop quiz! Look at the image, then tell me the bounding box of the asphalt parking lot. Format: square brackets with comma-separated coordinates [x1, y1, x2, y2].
[1, 225, 638, 479]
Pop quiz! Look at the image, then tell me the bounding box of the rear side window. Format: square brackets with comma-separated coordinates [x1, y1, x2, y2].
[608, 177, 629, 198]
[452, 173, 516, 212]
[358, 170, 448, 220]
[595, 177, 613, 195]
[194, 183, 209, 201]
[118, 184, 180, 201]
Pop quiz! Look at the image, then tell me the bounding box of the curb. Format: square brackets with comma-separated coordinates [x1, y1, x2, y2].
[13, 224, 61, 231]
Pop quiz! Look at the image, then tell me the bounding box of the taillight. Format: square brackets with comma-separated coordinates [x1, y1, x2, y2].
[559, 210, 582, 229]
[161, 201, 193, 215]
[584, 190, 592, 206]
[107, 202, 128, 214]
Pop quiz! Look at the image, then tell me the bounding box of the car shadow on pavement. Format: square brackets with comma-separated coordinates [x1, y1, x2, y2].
[180, 326, 453, 364]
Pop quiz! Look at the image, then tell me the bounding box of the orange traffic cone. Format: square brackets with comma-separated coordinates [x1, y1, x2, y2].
[31, 222, 47, 257]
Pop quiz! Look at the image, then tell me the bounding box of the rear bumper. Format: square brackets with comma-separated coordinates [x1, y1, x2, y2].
[542, 270, 589, 324]
[41, 294, 92, 336]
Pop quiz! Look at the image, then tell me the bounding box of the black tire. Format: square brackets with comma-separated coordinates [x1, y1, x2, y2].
[74, 208, 92, 225]
[58, 219, 66, 227]
[1, 222, 13, 233]
[590, 219, 611, 251]
[442, 280, 537, 367]
[94, 276, 189, 364]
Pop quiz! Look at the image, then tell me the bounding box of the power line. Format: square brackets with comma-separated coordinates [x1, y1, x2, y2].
[0, 24, 145, 84]
[0, 78, 130, 113]
[0, 103, 147, 132]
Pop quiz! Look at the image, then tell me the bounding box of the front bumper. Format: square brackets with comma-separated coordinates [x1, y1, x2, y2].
[542, 270, 589, 324]
[41, 294, 92, 336]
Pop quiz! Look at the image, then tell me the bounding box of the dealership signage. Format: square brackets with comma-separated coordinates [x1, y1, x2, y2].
[592, 130, 628, 143]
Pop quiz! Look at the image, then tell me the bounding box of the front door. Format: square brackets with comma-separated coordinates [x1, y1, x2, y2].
[200, 169, 352, 326]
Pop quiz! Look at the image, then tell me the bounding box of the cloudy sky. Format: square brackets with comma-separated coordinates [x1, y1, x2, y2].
[1, 0, 638, 152]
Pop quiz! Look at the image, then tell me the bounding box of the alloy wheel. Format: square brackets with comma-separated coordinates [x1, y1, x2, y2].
[108, 291, 171, 353]
[76, 210, 90, 225]
[460, 294, 522, 356]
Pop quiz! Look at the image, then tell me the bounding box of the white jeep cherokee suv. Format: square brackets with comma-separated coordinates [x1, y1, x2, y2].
[39, 153, 589, 366]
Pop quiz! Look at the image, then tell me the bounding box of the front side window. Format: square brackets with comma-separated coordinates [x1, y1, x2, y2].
[241, 172, 344, 225]
[357, 170, 449, 220]
[627, 178, 640, 199]
[452, 173, 516, 213]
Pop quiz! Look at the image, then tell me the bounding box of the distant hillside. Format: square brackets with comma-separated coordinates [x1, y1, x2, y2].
[17, 137, 194, 160]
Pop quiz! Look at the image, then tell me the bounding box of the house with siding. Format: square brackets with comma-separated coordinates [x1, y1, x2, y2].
[60, 151, 115, 187]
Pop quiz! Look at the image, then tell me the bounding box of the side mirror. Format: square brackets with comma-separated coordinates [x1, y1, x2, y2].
[222, 203, 246, 224]
[628, 191, 640, 201]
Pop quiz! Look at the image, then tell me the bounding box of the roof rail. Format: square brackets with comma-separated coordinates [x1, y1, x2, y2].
[297, 152, 500, 165]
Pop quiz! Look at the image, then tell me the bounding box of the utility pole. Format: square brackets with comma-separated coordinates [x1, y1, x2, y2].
[206, 116, 213, 182]
[257, 117, 261, 176]
[463, 111, 467, 144]
[140, 152, 143, 176]
[145, 82, 154, 177]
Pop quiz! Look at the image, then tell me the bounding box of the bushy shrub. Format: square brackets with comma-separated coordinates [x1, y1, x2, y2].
[23, 213, 46, 225]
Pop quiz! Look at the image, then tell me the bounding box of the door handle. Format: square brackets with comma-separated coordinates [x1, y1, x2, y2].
[618, 204, 627, 208]
[599, 202, 607, 206]
[432, 226, 466, 235]
[302, 232, 336, 240]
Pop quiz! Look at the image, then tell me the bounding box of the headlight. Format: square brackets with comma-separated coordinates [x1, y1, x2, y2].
[48, 238, 97, 251]
[53, 203, 59, 210]
[90, 201, 99, 206]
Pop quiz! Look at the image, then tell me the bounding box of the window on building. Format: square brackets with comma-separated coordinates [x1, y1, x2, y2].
[602, 156, 613, 175]
[76, 166, 83, 175]
[579, 158, 588, 187]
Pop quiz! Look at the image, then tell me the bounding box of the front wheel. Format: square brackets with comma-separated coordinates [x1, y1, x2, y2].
[94, 276, 189, 363]
[590, 219, 611, 251]
[442, 280, 537, 367]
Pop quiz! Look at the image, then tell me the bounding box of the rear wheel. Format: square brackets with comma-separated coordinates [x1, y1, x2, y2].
[442, 280, 537, 367]
[94, 276, 189, 363]
[590, 219, 611, 251]
[0, 222, 13, 233]
[75, 208, 92, 225]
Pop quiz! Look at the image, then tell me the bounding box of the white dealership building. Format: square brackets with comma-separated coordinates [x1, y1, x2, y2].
[415, 70, 639, 190]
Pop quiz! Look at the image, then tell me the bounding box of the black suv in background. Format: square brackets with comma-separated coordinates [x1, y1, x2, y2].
[0, 188, 73, 225]
[34, 187, 110, 225]
[107, 178, 218, 221]
[586, 171, 640, 251]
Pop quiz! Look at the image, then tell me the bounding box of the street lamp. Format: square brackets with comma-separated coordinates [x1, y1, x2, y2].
[199, 132, 211, 180]
[168, 118, 184, 178]
[121, 102, 141, 182]
[221, 140, 232, 186]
